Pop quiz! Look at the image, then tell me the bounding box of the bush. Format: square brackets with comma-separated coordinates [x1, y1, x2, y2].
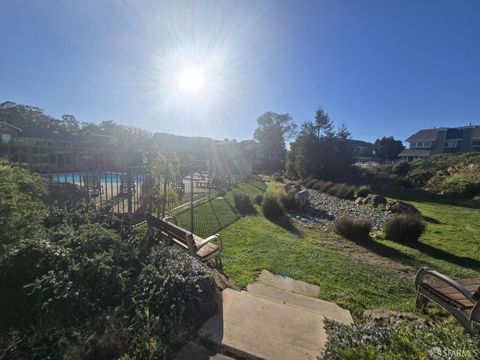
[393, 161, 411, 176]
[355, 185, 371, 198]
[279, 190, 298, 210]
[254, 194, 264, 205]
[335, 217, 372, 240]
[262, 195, 285, 220]
[323, 320, 480, 360]
[305, 178, 318, 188]
[384, 214, 425, 243]
[233, 192, 255, 215]
[328, 183, 355, 200]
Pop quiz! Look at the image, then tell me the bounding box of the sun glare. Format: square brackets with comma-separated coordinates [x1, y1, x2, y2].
[179, 66, 205, 93]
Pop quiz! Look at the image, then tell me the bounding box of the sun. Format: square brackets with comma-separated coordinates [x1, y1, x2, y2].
[179, 66, 205, 93]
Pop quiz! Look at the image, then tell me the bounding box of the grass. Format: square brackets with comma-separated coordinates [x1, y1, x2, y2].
[220, 215, 414, 318]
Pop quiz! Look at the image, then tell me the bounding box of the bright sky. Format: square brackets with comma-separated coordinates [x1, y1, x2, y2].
[1, 0, 479, 143]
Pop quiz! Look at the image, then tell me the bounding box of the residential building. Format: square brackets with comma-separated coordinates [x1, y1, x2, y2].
[399, 125, 480, 161]
[347, 139, 376, 163]
[0, 121, 144, 171]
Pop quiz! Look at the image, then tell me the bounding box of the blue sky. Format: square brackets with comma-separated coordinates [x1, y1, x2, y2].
[1, 0, 479, 143]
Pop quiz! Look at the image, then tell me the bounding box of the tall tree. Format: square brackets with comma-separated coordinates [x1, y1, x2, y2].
[374, 136, 405, 161]
[314, 107, 334, 138]
[335, 122, 351, 140]
[253, 112, 296, 170]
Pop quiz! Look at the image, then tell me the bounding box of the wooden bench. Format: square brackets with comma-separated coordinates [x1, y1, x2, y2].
[145, 212, 223, 268]
[415, 267, 480, 334]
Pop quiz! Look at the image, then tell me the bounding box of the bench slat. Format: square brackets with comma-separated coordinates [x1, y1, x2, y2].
[146, 213, 220, 261]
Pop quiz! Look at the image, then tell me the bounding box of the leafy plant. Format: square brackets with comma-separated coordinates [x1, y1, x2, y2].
[233, 192, 255, 215]
[384, 214, 425, 243]
[355, 185, 371, 198]
[279, 190, 298, 210]
[262, 195, 285, 220]
[335, 217, 372, 240]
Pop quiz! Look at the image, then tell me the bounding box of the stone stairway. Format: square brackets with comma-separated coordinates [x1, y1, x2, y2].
[174, 271, 353, 360]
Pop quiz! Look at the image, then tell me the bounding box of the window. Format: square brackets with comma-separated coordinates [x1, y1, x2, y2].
[1, 134, 11, 144]
[445, 140, 457, 148]
[472, 139, 480, 147]
[411, 142, 417, 148]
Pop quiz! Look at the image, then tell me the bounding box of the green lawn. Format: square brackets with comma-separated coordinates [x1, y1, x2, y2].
[216, 179, 480, 319]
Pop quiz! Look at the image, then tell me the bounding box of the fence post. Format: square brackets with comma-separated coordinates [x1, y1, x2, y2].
[127, 170, 133, 214]
[190, 167, 194, 233]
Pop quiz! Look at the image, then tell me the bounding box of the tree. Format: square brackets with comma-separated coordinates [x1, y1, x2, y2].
[336, 123, 351, 140]
[287, 121, 354, 180]
[374, 136, 405, 162]
[314, 107, 334, 138]
[253, 112, 296, 171]
[61, 115, 80, 132]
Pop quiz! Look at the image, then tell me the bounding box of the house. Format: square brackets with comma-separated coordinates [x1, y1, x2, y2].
[347, 139, 376, 163]
[0, 122, 142, 171]
[398, 125, 480, 161]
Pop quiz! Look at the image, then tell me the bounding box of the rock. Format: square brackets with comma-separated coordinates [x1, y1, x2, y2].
[367, 194, 387, 207]
[302, 189, 394, 230]
[355, 197, 366, 205]
[363, 309, 424, 325]
[386, 200, 421, 215]
[295, 190, 309, 208]
[285, 182, 302, 193]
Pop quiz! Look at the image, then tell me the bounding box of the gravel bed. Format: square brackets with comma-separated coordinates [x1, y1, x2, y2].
[293, 189, 394, 231]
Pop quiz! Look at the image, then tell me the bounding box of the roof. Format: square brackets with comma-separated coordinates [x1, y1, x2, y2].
[406, 129, 442, 142]
[0, 121, 21, 131]
[347, 139, 374, 148]
[20, 127, 75, 141]
[398, 149, 431, 157]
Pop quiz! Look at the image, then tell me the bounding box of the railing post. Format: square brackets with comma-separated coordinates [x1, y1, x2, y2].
[127, 170, 133, 214]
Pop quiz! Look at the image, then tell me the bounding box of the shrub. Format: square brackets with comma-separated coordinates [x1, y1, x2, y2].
[274, 175, 284, 182]
[233, 192, 255, 215]
[393, 161, 411, 176]
[323, 320, 480, 360]
[355, 185, 371, 198]
[279, 190, 298, 210]
[384, 214, 425, 243]
[0, 163, 47, 246]
[305, 178, 318, 188]
[335, 217, 372, 240]
[254, 194, 264, 205]
[262, 195, 285, 220]
[328, 183, 355, 200]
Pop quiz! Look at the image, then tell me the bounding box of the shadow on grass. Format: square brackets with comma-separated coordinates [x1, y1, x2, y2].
[347, 236, 422, 268]
[422, 215, 441, 224]
[349, 235, 480, 272]
[266, 215, 304, 237]
[249, 181, 267, 192]
[405, 242, 480, 270]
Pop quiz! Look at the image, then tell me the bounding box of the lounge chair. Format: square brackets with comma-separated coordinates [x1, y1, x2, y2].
[120, 174, 135, 194]
[415, 267, 480, 334]
[83, 175, 103, 196]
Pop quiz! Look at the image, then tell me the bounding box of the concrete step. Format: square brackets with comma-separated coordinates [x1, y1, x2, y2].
[246, 282, 353, 325]
[255, 270, 320, 297]
[199, 288, 327, 360]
